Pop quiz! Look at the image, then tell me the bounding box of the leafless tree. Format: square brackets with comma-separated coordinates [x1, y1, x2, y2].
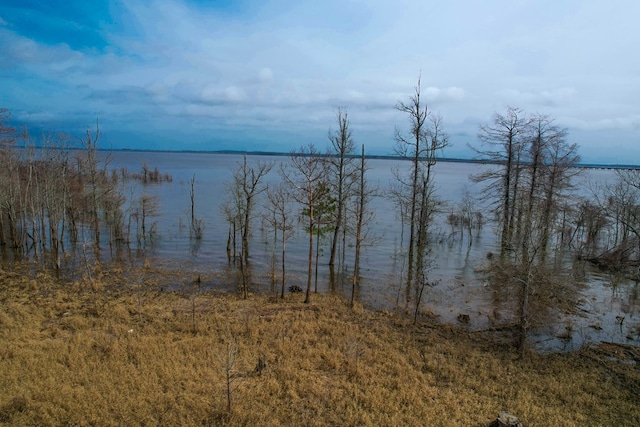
[221, 155, 272, 297]
[394, 76, 449, 288]
[327, 108, 356, 267]
[586, 169, 640, 268]
[264, 183, 295, 298]
[135, 194, 159, 246]
[350, 144, 376, 307]
[471, 107, 532, 256]
[189, 175, 204, 239]
[231, 154, 272, 260]
[81, 121, 103, 249]
[218, 334, 240, 413]
[280, 144, 326, 304]
[473, 109, 582, 356]
[0, 108, 15, 149]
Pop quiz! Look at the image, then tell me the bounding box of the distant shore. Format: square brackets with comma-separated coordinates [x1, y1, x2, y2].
[20, 145, 640, 169]
[99, 147, 640, 170]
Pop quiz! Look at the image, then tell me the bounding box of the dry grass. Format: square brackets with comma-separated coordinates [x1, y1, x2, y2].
[0, 265, 638, 426]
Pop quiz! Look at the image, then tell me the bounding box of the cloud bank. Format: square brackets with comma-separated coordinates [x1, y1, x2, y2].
[0, 0, 639, 162]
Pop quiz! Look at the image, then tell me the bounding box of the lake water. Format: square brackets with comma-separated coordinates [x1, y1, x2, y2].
[102, 150, 638, 351]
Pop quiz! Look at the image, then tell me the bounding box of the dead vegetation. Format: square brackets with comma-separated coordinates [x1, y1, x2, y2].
[0, 265, 638, 426]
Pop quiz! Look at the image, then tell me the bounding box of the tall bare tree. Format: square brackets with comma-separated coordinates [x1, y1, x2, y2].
[537, 122, 580, 259]
[394, 76, 449, 288]
[472, 107, 531, 256]
[264, 183, 295, 298]
[232, 154, 272, 260]
[280, 144, 326, 304]
[81, 121, 103, 249]
[474, 109, 582, 356]
[0, 109, 16, 246]
[350, 144, 376, 307]
[327, 108, 356, 267]
[0, 108, 15, 149]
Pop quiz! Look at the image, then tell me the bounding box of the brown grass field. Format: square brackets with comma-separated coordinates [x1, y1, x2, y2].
[0, 264, 638, 426]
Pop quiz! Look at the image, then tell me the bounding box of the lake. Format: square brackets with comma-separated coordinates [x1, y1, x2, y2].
[101, 150, 637, 351]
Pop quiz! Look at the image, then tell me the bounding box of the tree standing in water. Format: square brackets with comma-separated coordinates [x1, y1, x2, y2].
[264, 183, 294, 298]
[393, 76, 449, 289]
[280, 144, 326, 304]
[327, 108, 356, 268]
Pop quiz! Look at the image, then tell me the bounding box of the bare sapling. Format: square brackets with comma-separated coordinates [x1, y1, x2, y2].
[351, 144, 376, 308]
[218, 333, 240, 413]
[264, 183, 294, 298]
[189, 174, 204, 239]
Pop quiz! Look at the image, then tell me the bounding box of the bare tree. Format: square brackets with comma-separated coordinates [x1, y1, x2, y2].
[136, 194, 159, 246]
[232, 154, 272, 260]
[394, 76, 449, 288]
[327, 108, 356, 267]
[0, 108, 15, 150]
[189, 175, 204, 239]
[221, 155, 272, 297]
[280, 144, 326, 304]
[350, 144, 376, 307]
[264, 183, 295, 298]
[586, 169, 640, 268]
[0, 108, 17, 247]
[474, 109, 582, 356]
[537, 124, 580, 260]
[218, 334, 240, 413]
[471, 107, 531, 256]
[81, 120, 103, 249]
[394, 77, 428, 287]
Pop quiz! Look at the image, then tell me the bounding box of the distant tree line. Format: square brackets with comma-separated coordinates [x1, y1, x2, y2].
[0, 108, 167, 270]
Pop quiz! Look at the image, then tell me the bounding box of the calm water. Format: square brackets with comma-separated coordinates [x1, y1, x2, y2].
[103, 151, 638, 351]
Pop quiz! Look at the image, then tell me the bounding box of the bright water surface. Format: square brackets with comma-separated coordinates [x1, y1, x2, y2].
[104, 151, 639, 351]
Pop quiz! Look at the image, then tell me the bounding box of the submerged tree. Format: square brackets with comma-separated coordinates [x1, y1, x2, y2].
[264, 183, 295, 298]
[472, 108, 582, 356]
[223, 155, 272, 262]
[471, 106, 532, 256]
[350, 144, 376, 307]
[233, 155, 272, 260]
[222, 155, 272, 297]
[189, 175, 204, 239]
[81, 121, 104, 249]
[327, 108, 356, 267]
[280, 144, 326, 304]
[586, 169, 640, 268]
[306, 181, 336, 293]
[0, 109, 17, 248]
[393, 76, 449, 289]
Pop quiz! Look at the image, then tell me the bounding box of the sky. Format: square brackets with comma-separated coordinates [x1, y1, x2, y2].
[1, 0, 639, 164]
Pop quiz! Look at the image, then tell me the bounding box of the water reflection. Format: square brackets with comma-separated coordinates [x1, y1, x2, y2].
[2, 151, 638, 352]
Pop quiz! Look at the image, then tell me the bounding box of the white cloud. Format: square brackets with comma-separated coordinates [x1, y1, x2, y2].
[498, 87, 577, 108]
[561, 114, 640, 132]
[2, 0, 640, 161]
[259, 67, 274, 83]
[0, 28, 84, 70]
[424, 87, 466, 104]
[225, 86, 246, 102]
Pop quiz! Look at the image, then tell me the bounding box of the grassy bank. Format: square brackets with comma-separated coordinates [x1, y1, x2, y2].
[0, 266, 638, 426]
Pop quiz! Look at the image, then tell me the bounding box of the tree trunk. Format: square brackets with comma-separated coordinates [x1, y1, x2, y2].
[351, 145, 366, 308]
[281, 228, 287, 299]
[304, 203, 314, 304]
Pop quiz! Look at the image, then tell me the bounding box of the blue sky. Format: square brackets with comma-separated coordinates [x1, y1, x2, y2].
[1, 0, 639, 163]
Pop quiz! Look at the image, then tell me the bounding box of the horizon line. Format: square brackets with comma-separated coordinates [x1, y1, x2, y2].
[21, 145, 640, 170]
